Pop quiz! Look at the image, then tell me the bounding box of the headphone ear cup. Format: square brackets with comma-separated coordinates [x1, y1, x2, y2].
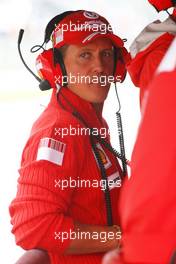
[36, 48, 64, 90]
[113, 47, 128, 83]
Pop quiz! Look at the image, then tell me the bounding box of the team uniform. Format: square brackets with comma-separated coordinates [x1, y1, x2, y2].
[118, 37, 176, 264]
[9, 87, 123, 264]
[115, 3, 176, 263]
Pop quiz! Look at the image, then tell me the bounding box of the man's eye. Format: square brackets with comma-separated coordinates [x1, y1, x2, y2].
[80, 52, 91, 59]
[102, 51, 113, 57]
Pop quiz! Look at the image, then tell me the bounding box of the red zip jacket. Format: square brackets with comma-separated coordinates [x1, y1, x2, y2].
[9, 87, 122, 264]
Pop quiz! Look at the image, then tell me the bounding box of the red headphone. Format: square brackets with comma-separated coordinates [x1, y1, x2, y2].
[34, 10, 128, 91]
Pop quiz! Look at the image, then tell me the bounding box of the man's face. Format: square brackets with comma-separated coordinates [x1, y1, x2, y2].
[63, 37, 114, 103]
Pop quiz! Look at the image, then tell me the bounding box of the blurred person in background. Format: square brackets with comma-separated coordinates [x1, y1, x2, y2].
[9, 10, 129, 264]
[117, 36, 176, 264]
[103, 0, 176, 263]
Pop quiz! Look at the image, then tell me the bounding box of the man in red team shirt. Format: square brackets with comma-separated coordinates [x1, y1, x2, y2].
[10, 10, 128, 264]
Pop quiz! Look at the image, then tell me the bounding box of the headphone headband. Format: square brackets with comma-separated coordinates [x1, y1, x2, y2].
[44, 10, 82, 43]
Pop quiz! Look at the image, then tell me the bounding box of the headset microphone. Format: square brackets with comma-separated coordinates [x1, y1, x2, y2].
[18, 29, 51, 91]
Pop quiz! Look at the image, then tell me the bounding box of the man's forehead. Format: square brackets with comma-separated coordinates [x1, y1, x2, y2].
[73, 37, 114, 50]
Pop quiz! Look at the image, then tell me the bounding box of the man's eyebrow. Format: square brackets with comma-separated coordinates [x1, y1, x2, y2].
[78, 48, 94, 52]
[101, 48, 114, 51]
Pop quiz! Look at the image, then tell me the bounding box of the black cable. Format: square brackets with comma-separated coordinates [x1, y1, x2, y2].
[116, 112, 127, 176]
[90, 132, 113, 226]
[18, 29, 41, 83]
[56, 89, 130, 224]
[57, 91, 114, 225]
[30, 42, 45, 53]
[114, 82, 128, 176]
[93, 134, 130, 167]
[58, 90, 129, 165]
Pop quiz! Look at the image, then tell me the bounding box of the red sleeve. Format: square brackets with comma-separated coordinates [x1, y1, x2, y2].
[127, 33, 174, 90]
[9, 126, 84, 254]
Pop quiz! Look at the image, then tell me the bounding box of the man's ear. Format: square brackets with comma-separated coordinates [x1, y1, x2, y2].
[15, 249, 50, 264]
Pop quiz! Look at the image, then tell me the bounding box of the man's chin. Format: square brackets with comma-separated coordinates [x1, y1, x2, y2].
[90, 93, 108, 103]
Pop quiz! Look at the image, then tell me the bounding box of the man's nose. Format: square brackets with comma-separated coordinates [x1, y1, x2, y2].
[92, 55, 104, 74]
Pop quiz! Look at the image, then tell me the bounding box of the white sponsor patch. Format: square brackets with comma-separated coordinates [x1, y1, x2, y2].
[37, 138, 66, 166]
[83, 11, 99, 19]
[107, 171, 121, 190]
[100, 171, 121, 192]
[55, 29, 64, 45]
